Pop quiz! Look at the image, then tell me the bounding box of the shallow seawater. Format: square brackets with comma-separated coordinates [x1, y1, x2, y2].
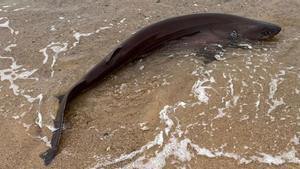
[86, 38, 300, 169]
[0, 0, 299, 169]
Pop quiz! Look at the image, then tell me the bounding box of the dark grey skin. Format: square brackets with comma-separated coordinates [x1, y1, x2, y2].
[40, 13, 281, 165]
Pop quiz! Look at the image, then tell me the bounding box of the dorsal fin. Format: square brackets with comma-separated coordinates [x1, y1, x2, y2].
[105, 47, 122, 64]
[56, 94, 65, 103]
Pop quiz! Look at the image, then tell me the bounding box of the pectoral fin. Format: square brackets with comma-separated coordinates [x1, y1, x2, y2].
[196, 44, 226, 64]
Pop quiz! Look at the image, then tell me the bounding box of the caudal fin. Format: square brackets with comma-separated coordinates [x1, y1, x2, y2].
[40, 121, 64, 165]
[40, 147, 58, 165]
[40, 94, 68, 165]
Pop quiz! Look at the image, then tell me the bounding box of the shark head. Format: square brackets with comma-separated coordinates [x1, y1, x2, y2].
[210, 14, 281, 42]
[235, 21, 281, 41]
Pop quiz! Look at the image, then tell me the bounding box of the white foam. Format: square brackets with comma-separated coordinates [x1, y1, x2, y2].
[12, 115, 20, 119]
[39, 42, 68, 77]
[0, 17, 14, 34]
[255, 93, 261, 111]
[4, 43, 17, 52]
[267, 98, 284, 114]
[238, 43, 253, 49]
[73, 32, 93, 47]
[267, 72, 286, 118]
[23, 93, 42, 103]
[50, 25, 56, 31]
[119, 18, 126, 24]
[90, 102, 187, 169]
[35, 112, 43, 128]
[214, 54, 225, 61]
[95, 26, 112, 33]
[22, 123, 31, 131]
[140, 125, 150, 131]
[161, 78, 170, 86]
[90, 96, 300, 169]
[45, 124, 58, 132]
[192, 143, 300, 166]
[159, 105, 174, 135]
[13, 7, 28, 11]
[124, 137, 193, 169]
[36, 136, 51, 147]
[228, 74, 234, 96]
[269, 78, 279, 100]
[0, 56, 38, 96]
[72, 26, 112, 47]
[0, 55, 45, 133]
[11, 112, 26, 120]
[250, 148, 300, 165]
[190, 143, 215, 157]
[191, 79, 212, 104]
[90, 131, 164, 169]
[13, 7, 25, 11]
[139, 65, 144, 70]
[290, 135, 299, 145]
[215, 108, 226, 119]
[39, 47, 49, 64]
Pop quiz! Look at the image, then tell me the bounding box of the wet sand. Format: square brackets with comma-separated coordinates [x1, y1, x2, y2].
[0, 0, 300, 169]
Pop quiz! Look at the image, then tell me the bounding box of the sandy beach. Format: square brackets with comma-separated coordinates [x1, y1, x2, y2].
[0, 0, 299, 168]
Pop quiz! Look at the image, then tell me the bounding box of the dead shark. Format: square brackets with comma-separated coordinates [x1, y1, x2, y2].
[40, 13, 281, 165]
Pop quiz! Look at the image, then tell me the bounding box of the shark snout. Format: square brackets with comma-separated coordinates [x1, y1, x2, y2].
[270, 24, 281, 36]
[259, 23, 281, 40]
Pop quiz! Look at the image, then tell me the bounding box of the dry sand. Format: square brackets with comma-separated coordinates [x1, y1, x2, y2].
[0, 0, 300, 169]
